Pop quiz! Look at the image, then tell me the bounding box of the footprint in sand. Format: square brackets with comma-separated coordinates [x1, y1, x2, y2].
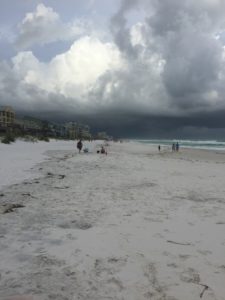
[33, 254, 64, 268]
[197, 249, 212, 256]
[143, 263, 168, 299]
[179, 254, 192, 261]
[167, 262, 178, 269]
[180, 268, 200, 284]
[57, 220, 92, 230]
[94, 256, 127, 277]
[107, 277, 124, 292]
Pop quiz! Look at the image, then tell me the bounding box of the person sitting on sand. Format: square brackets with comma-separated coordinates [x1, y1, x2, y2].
[101, 146, 107, 155]
[77, 139, 83, 153]
[101, 146, 105, 154]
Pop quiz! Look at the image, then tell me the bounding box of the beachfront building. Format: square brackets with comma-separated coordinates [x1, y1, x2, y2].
[96, 131, 109, 140]
[14, 116, 54, 137]
[16, 116, 42, 130]
[0, 106, 15, 128]
[64, 122, 91, 140]
[65, 122, 77, 139]
[79, 125, 91, 140]
[48, 123, 67, 138]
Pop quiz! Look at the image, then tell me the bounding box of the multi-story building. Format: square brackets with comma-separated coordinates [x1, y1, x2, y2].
[96, 131, 108, 140]
[64, 122, 91, 140]
[64, 122, 77, 139]
[80, 125, 91, 140]
[0, 106, 15, 127]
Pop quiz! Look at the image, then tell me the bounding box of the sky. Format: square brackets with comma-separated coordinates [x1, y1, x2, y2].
[1, 0, 225, 138]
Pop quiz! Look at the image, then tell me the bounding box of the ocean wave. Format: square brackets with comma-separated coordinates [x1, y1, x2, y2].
[137, 139, 225, 150]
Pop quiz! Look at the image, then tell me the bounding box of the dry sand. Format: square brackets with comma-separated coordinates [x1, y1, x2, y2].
[0, 141, 225, 300]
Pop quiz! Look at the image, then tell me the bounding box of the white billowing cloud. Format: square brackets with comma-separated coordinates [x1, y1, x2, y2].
[15, 3, 91, 50]
[12, 52, 41, 76]
[130, 22, 147, 47]
[6, 36, 125, 111]
[51, 36, 124, 89]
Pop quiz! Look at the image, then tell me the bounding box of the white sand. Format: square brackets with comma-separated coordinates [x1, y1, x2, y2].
[0, 141, 225, 300]
[0, 140, 84, 189]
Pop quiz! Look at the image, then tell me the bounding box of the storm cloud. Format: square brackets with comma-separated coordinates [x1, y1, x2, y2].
[1, 0, 225, 137]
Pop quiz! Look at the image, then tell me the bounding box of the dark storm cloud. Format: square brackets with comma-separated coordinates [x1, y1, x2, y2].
[87, 110, 225, 139]
[83, 0, 225, 137]
[109, 0, 225, 114]
[110, 0, 140, 57]
[146, 0, 225, 111]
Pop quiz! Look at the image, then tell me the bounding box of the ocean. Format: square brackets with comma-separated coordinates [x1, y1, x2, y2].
[137, 139, 225, 151]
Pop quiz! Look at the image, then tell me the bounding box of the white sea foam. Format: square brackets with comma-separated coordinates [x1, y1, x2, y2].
[137, 139, 225, 150]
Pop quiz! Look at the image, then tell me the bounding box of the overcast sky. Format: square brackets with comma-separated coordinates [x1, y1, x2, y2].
[1, 0, 225, 138]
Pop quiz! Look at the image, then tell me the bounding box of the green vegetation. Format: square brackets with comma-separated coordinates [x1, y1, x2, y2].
[22, 135, 38, 142]
[38, 136, 50, 142]
[1, 132, 15, 144]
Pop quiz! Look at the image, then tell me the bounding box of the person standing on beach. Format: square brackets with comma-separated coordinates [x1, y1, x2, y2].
[172, 143, 175, 152]
[77, 139, 83, 153]
[158, 145, 161, 152]
[176, 142, 179, 152]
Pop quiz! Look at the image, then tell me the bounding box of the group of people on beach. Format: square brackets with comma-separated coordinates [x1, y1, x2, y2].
[158, 142, 180, 152]
[76, 139, 107, 155]
[172, 142, 179, 152]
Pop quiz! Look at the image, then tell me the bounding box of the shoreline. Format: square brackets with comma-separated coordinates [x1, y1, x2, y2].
[134, 139, 225, 152]
[160, 146, 225, 163]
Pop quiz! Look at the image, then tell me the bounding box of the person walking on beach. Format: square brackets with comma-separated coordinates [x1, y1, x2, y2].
[172, 143, 175, 152]
[176, 142, 179, 152]
[77, 139, 83, 153]
[158, 145, 161, 152]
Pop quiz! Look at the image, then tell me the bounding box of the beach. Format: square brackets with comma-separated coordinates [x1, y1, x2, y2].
[0, 140, 225, 300]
